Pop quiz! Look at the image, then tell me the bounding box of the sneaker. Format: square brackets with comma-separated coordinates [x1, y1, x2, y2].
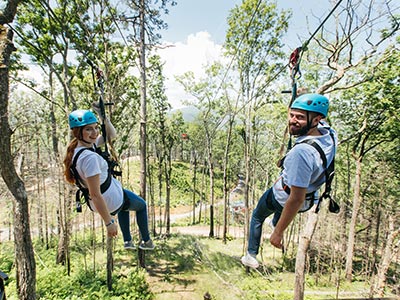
[124, 240, 136, 250]
[241, 252, 259, 268]
[268, 218, 275, 230]
[138, 239, 155, 250]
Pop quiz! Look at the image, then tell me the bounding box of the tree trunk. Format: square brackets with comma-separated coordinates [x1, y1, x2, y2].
[146, 159, 156, 236]
[206, 137, 215, 238]
[35, 136, 44, 243]
[43, 176, 49, 249]
[56, 187, 72, 277]
[157, 156, 163, 234]
[164, 153, 172, 235]
[49, 68, 60, 160]
[293, 212, 319, 300]
[242, 101, 252, 252]
[199, 162, 206, 224]
[106, 236, 113, 291]
[370, 215, 400, 297]
[191, 151, 197, 225]
[0, 11, 37, 299]
[139, 0, 147, 201]
[345, 157, 363, 281]
[222, 120, 234, 243]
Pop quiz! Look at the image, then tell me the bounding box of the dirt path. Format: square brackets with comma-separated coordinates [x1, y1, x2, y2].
[167, 204, 245, 238]
[0, 204, 245, 242]
[171, 224, 245, 238]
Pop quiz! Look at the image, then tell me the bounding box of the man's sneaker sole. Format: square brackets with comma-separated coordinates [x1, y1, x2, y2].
[124, 246, 136, 250]
[124, 241, 136, 250]
[138, 240, 155, 250]
[241, 255, 259, 268]
[138, 246, 154, 250]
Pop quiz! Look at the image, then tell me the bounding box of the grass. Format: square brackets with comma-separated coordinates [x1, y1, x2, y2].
[1, 227, 398, 300]
[141, 233, 378, 300]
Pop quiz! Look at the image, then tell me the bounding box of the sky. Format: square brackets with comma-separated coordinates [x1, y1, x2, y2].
[160, 0, 332, 45]
[18, 0, 337, 109]
[154, 0, 334, 108]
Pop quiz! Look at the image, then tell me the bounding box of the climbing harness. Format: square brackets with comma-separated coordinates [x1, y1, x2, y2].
[71, 145, 129, 214]
[71, 147, 112, 212]
[308, 138, 339, 214]
[278, 130, 340, 214]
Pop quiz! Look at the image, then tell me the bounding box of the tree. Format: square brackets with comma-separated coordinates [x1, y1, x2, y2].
[225, 0, 290, 250]
[147, 54, 171, 234]
[290, 1, 399, 297]
[339, 45, 400, 282]
[0, 1, 37, 299]
[121, 0, 176, 206]
[176, 69, 226, 238]
[14, 0, 94, 268]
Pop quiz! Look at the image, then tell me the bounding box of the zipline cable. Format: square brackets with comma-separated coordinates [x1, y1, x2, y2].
[277, 0, 345, 158]
[208, 0, 346, 131]
[290, 0, 345, 91]
[302, 0, 345, 50]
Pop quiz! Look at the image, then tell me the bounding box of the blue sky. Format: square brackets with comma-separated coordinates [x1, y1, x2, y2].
[21, 1, 387, 109]
[18, 1, 337, 108]
[161, 0, 242, 44]
[156, 0, 334, 108]
[161, 0, 333, 47]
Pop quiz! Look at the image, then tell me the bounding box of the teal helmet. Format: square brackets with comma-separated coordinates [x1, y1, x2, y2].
[68, 110, 98, 129]
[290, 93, 329, 117]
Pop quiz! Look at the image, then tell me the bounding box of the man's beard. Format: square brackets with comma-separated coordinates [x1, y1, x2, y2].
[289, 122, 309, 137]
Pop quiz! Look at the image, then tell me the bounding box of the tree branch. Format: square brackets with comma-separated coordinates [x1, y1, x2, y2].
[0, 0, 22, 24]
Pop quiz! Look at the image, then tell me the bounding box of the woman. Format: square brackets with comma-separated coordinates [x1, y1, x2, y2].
[63, 108, 154, 251]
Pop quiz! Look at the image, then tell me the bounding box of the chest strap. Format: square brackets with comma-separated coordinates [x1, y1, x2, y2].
[71, 148, 112, 211]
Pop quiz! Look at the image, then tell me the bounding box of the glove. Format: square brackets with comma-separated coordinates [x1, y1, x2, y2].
[92, 102, 103, 119]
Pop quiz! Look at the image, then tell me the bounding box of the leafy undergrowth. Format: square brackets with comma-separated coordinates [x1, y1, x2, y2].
[1, 232, 396, 300]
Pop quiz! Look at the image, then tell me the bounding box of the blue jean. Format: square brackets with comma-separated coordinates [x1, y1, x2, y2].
[117, 189, 150, 243]
[248, 188, 283, 255]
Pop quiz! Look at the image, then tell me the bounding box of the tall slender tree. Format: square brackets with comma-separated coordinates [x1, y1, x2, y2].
[120, 0, 176, 206]
[147, 54, 171, 234]
[0, 1, 37, 299]
[225, 0, 290, 248]
[177, 69, 226, 237]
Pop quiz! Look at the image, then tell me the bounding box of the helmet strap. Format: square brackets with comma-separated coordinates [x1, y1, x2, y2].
[300, 111, 318, 135]
[78, 127, 93, 145]
[306, 112, 321, 134]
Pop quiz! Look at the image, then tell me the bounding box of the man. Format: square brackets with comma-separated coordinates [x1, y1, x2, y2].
[241, 93, 337, 268]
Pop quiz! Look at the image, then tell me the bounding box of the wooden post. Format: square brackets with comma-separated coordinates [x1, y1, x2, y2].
[138, 248, 146, 268]
[294, 212, 319, 300]
[106, 237, 113, 291]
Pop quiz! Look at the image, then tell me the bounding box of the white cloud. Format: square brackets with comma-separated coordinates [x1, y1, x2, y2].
[16, 32, 224, 110]
[157, 31, 224, 109]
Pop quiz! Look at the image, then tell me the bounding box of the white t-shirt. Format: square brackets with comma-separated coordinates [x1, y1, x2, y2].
[272, 122, 337, 211]
[73, 146, 123, 213]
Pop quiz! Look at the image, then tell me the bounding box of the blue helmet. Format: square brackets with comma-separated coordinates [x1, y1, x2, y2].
[68, 110, 98, 129]
[290, 93, 329, 117]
